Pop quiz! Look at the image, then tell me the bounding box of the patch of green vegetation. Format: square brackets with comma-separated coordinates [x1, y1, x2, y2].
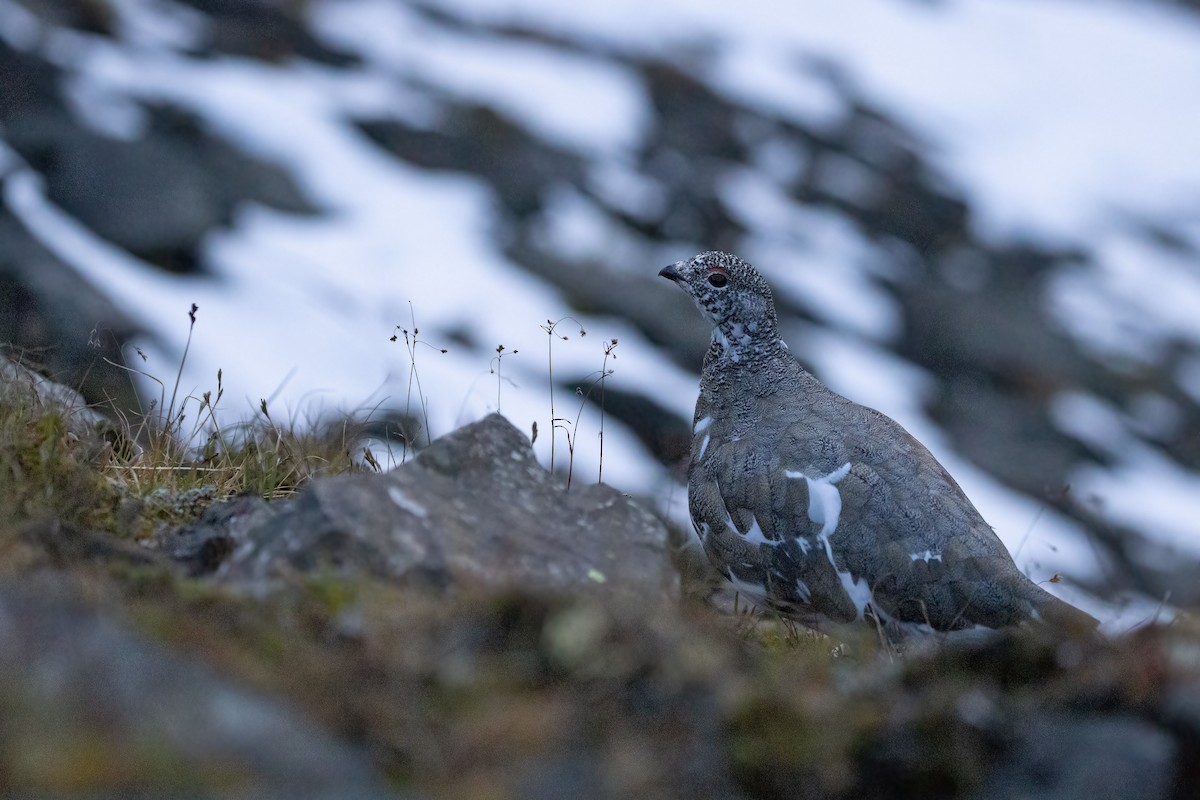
[0, 402, 120, 532]
[302, 570, 362, 619]
[0, 374, 371, 548]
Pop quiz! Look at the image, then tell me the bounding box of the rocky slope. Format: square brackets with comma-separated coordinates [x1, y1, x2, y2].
[1, 357, 1197, 799]
[2, 0, 1198, 617]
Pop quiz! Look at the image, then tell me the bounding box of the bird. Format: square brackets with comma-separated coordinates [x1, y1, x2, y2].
[659, 251, 1098, 642]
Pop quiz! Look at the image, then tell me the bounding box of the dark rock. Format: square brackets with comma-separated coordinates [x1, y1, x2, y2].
[895, 245, 1098, 411]
[1161, 684, 1200, 793]
[798, 102, 969, 252]
[1161, 684, 1200, 739]
[8, 105, 317, 271]
[930, 373, 1104, 494]
[0, 35, 62, 124]
[563, 380, 692, 474]
[0, 208, 143, 418]
[218, 414, 676, 603]
[6, 0, 115, 34]
[155, 490, 272, 575]
[0, 577, 406, 799]
[181, 0, 361, 66]
[973, 714, 1177, 800]
[43, 130, 228, 265]
[357, 104, 583, 218]
[639, 63, 748, 247]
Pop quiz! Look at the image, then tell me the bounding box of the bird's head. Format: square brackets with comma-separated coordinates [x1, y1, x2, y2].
[659, 252, 780, 352]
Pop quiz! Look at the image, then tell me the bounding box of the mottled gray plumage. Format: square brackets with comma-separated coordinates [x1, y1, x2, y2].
[660, 251, 1097, 639]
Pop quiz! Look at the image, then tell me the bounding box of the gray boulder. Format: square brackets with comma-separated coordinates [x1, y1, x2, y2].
[0, 577, 406, 800]
[215, 414, 676, 603]
[974, 713, 1177, 800]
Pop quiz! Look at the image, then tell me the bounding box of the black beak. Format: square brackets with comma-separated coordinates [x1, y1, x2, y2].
[658, 264, 682, 282]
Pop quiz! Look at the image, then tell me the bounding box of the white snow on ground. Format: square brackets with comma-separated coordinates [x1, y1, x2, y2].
[1051, 391, 1200, 563]
[313, 0, 650, 157]
[1, 0, 1197, 626]
[1049, 237, 1200, 368]
[436, 0, 1200, 242]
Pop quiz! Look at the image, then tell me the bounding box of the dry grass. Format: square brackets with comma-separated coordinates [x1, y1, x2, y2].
[0, 355, 369, 543]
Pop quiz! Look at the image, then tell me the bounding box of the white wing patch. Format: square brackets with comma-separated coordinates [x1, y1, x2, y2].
[785, 462, 874, 620]
[909, 549, 943, 562]
[693, 416, 713, 434]
[835, 569, 874, 619]
[737, 515, 771, 545]
[718, 507, 771, 546]
[697, 434, 710, 461]
[783, 462, 851, 539]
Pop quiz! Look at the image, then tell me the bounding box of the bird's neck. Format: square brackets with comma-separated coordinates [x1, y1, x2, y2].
[705, 320, 793, 378]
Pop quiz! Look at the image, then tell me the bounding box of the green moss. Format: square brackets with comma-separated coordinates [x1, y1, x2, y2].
[303, 571, 361, 618]
[0, 403, 121, 533]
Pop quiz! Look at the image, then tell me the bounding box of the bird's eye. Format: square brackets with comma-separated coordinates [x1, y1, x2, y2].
[707, 272, 729, 288]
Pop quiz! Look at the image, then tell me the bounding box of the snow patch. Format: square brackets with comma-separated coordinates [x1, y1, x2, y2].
[313, 0, 650, 157]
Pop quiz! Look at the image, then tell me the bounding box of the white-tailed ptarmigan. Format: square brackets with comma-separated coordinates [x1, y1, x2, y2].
[660, 251, 1097, 640]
